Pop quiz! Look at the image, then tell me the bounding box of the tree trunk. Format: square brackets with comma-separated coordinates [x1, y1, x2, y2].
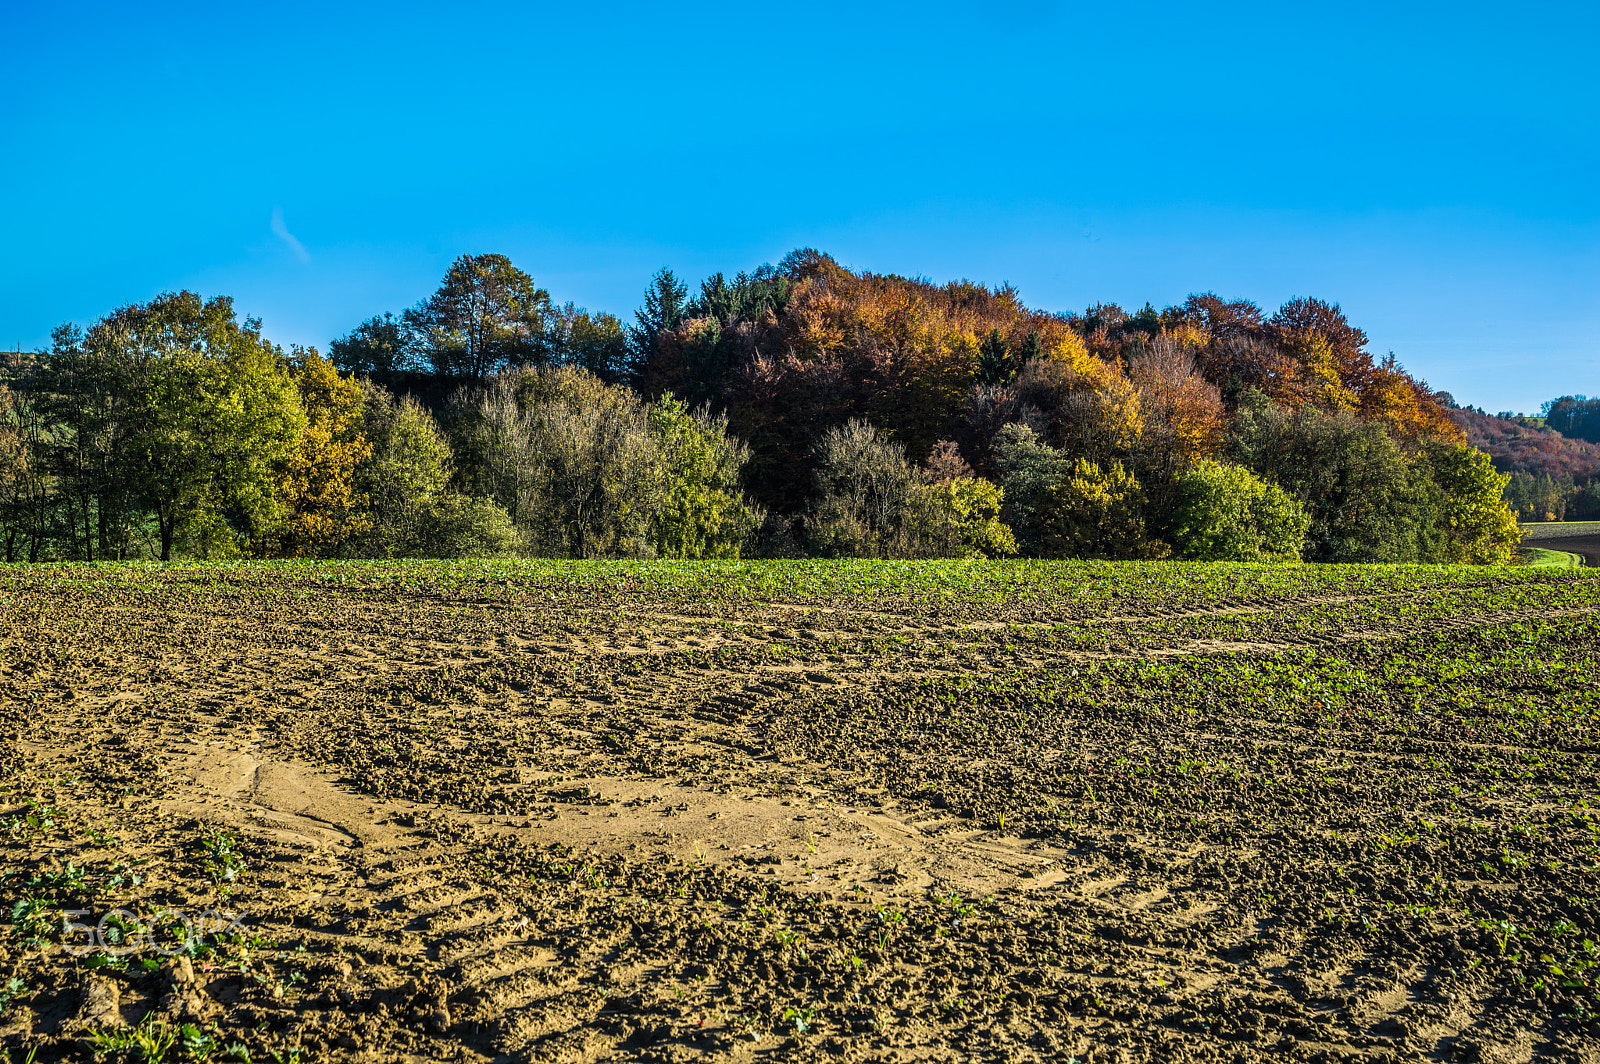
[79, 494, 94, 562]
[159, 505, 175, 561]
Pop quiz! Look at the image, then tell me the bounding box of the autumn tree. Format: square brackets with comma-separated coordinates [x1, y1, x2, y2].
[271, 349, 373, 557]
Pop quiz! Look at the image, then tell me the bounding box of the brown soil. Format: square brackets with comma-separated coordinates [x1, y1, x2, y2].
[1, 564, 1598, 1063]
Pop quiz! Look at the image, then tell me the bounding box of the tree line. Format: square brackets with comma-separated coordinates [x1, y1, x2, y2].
[1443, 400, 1600, 523]
[0, 250, 1522, 564]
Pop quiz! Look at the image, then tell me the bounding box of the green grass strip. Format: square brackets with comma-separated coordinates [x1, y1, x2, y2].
[1522, 546, 1583, 568]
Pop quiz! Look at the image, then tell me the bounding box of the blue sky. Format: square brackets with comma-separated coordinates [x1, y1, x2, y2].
[3, 0, 1596, 412]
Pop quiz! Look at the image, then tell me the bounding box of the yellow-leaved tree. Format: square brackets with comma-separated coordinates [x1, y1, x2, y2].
[271, 349, 373, 556]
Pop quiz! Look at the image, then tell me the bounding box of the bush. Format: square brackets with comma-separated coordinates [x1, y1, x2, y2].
[415, 493, 520, 557]
[349, 382, 460, 557]
[904, 476, 1018, 558]
[806, 419, 1016, 558]
[1046, 457, 1166, 560]
[648, 395, 763, 558]
[1174, 460, 1309, 561]
[806, 419, 920, 557]
[1229, 390, 1429, 562]
[1421, 441, 1521, 564]
[993, 423, 1163, 559]
[989, 423, 1067, 554]
[452, 366, 763, 558]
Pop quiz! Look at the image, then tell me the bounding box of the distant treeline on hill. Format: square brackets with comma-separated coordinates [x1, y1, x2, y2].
[1443, 402, 1600, 522]
[0, 251, 1523, 564]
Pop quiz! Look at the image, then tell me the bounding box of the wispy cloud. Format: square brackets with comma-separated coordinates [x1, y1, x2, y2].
[270, 206, 310, 263]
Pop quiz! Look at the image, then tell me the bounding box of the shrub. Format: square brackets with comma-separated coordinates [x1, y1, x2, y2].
[807, 419, 1016, 558]
[453, 366, 763, 558]
[349, 382, 461, 557]
[1046, 457, 1166, 560]
[415, 493, 520, 557]
[806, 419, 919, 557]
[1229, 390, 1430, 562]
[902, 476, 1018, 558]
[1173, 460, 1309, 561]
[648, 395, 763, 558]
[993, 423, 1163, 559]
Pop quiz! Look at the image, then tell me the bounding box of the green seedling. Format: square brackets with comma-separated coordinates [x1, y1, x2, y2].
[6, 800, 58, 839]
[181, 1024, 218, 1061]
[0, 977, 27, 1012]
[199, 829, 247, 890]
[30, 861, 86, 895]
[10, 896, 58, 948]
[1478, 919, 1518, 954]
[89, 1011, 177, 1060]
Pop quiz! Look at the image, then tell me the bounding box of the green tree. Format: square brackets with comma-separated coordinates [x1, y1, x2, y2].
[1503, 471, 1571, 523]
[456, 366, 661, 557]
[353, 381, 452, 555]
[550, 303, 630, 383]
[1044, 458, 1162, 560]
[1421, 441, 1521, 564]
[1229, 390, 1429, 563]
[351, 381, 516, 557]
[329, 313, 411, 378]
[993, 423, 1162, 559]
[991, 423, 1069, 555]
[47, 293, 304, 560]
[38, 322, 142, 559]
[975, 329, 1015, 386]
[648, 395, 762, 558]
[902, 476, 1017, 558]
[628, 267, 689, 372]
[806, 419, 919, 557]
[405, 254, 552, 380]
[1173, 460, 1309, 561]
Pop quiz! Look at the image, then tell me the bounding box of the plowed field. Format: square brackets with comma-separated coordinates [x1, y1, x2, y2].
[2, 560, 1598, 1063]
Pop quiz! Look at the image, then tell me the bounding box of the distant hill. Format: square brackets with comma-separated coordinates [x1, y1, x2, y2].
[1449, 406, 1600, 479]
